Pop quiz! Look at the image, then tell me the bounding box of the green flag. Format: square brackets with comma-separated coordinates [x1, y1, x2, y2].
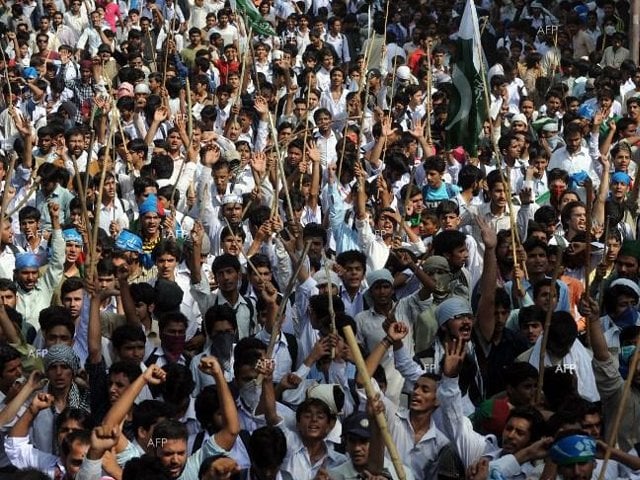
[231, 0, 277, 37]
[445, 0, 487, 157]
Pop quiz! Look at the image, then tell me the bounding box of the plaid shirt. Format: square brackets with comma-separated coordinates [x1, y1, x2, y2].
[72, 79, 95, 124]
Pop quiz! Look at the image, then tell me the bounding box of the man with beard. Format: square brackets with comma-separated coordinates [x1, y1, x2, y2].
[31, 164, 73, 230]
[190, 224, 257, 340]
[16, 202, 65, 329]
[437, 338, 553, 477]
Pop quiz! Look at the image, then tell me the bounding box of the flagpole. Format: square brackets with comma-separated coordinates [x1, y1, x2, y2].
[473, 0, 526, 297]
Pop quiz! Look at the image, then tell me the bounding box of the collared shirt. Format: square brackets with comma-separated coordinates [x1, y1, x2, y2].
[255, 330, 293, 383]
[280, 428, 347, 480]
[339, 286, 367, 319]
[98, 200, 130, 233]
[328, 457, 416, 480]
[387, 408, 447, 480]
[32, 185, 74, 229]
[16, 229, 65, 328]
[191, 276, 257, 339]
[4, 436, 63, 477]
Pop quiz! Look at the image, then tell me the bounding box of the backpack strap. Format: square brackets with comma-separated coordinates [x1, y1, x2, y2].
[283, 332, 298, 368]
[144, 348, 159, 367]
[192, 431, 206, 453]
[238, 429, 251, 450]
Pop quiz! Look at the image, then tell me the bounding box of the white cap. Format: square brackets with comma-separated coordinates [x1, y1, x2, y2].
[134, 83, 151, 94]
[397, 65, 411, 81]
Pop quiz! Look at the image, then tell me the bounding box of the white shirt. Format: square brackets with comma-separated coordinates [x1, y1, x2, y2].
[280, 427, 347, 480]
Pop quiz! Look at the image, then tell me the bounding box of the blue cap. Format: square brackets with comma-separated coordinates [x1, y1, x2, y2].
[115, 230, 143, 254]
[22, 67, 38, 80]
[139, 194, 164, 216]
[549, 434, 596, 466]
[611, 171, 632, 185]
[15, 252, 41, 271]
[62, 228, 83, 246]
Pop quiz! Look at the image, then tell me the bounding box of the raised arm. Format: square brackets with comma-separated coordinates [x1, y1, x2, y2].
[592, 155, 610, 228]
[114, 263, 138, 327]
[102, 365, 166, 452]
[476, 216, 499, 342]
[0, 372, 45, 428]
[198, 357, 240, 450]
[9, 393, 54, 438]
[581, 294, 609, 361]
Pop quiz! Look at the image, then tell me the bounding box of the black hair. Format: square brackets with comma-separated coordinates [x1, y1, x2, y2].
[211, 253, 242, 273]
[39, 306, 75, 336]
[248, 426, 287, 469]
[109, 360, 143, 384]
[123, 455, 172, 480]
[432, 230, 467, 256]
[204, 304, 237, 336]
[111, 325, 146, 350]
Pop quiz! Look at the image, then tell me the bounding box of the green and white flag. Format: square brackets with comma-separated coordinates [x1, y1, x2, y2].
[230, 0, 277, 37]
[445, 0, 487, 157]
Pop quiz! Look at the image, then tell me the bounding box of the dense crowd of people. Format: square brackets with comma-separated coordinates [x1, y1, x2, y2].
[0, 0, 636, 478]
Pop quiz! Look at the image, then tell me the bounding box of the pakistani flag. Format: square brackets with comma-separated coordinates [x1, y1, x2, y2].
[230, 0, 277, 37]
[445, 0, 487, 157]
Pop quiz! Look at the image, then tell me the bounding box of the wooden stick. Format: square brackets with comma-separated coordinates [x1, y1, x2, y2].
[6, 178, 41, 218]
[424, 41, 432, 142]
[583, 180, 593, 346]
[257, 241, 312, 384]
[322, 252, 336, 359]
[0, 155, 17, 224]
[89, 107, 116, 278]
[342, 326, 406, 480]
[534, 246, 564, 405]
[268, 113, 295, 223]
[597, 330, 640, 480]
[69, 155, 94, 253]
[222, 216, 261, 279]
[598, 217, 610, 310]
[167, 79, 192, 209]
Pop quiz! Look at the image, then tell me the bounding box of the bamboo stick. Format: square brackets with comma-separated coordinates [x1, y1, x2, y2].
[534, 245, 564, 405]
[89, 107, 116, 278]
[257, 241, 312, 384]
[323, 252, 336, 359]
[0, 155, 17, 225]
[583, 180, 593, 346]
[597, 329, 640, 480]
[342, 326, 406, 480]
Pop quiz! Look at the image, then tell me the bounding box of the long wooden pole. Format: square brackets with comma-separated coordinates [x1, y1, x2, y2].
[89, 108, 116, 278]
[534, 246, 564, 405]
[583, 180, 593, 346]
[342, 326, 406, 480]
[256, 241, 312, 384]
[598, 332, 640, 479]
[0, 155, 17, 226]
